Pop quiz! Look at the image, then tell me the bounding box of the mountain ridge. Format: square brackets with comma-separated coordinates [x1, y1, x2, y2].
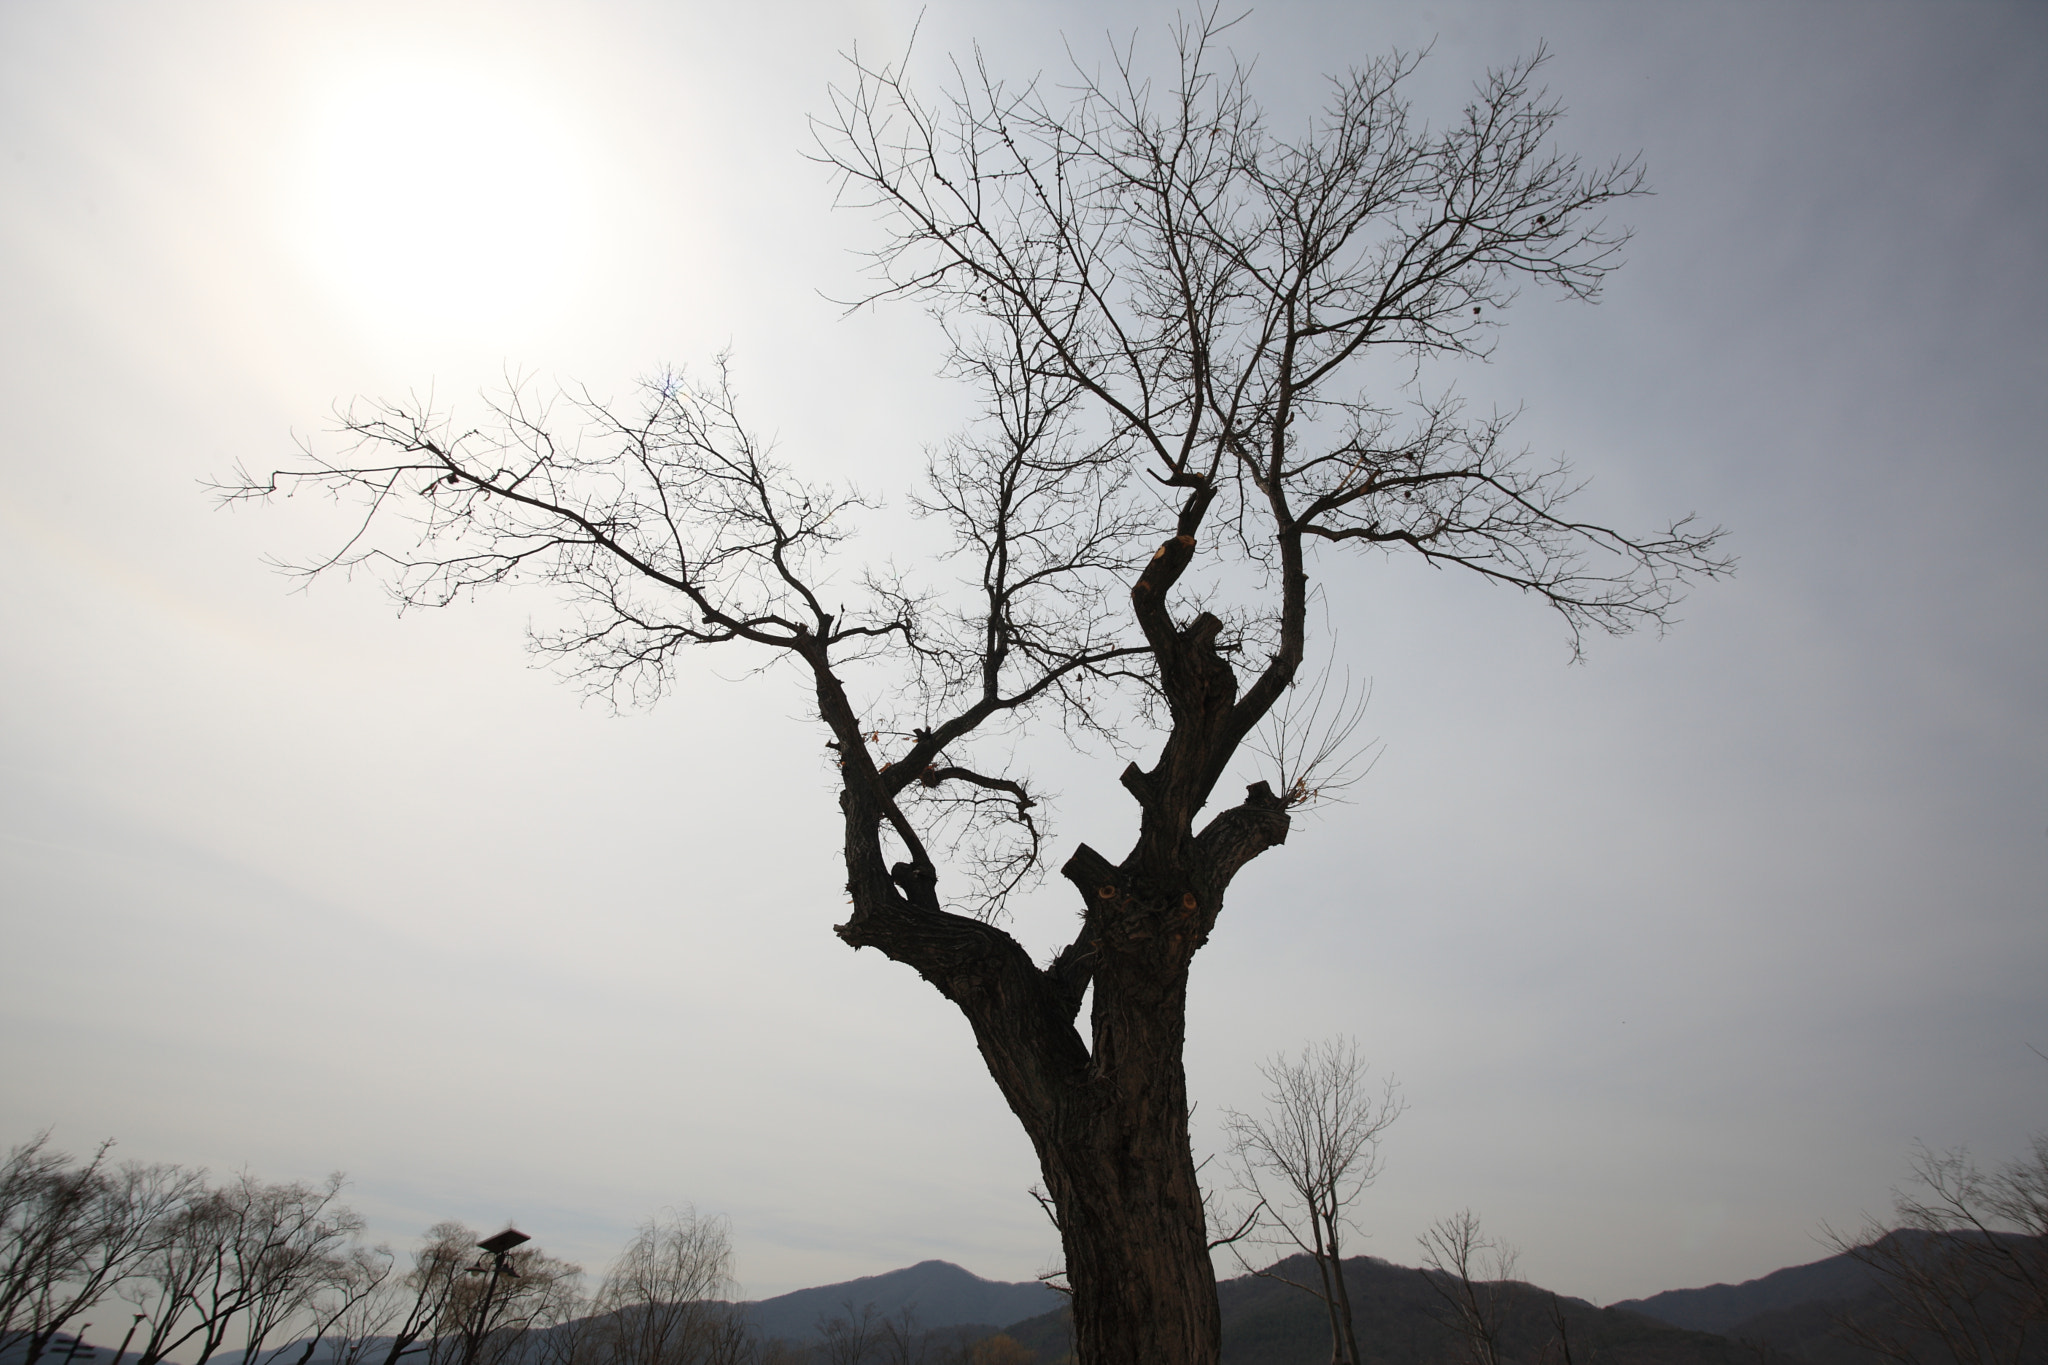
[735, 1257, 1059, 1341]
[59, 1233, 2020, 1365]
[1611, 1245, 1882, 1333]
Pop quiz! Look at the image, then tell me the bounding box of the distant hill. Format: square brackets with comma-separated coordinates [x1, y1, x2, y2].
[738, 1258, 1060, 1342]
[1612, 1245, 1883, 1334]
[1617, 1230, 2046, 1365]
[1000, 1255, 1761, 1365]
[214, 1260, 1056, 1363]
[737, 1234, 2046, 1362]
[73, 1232, 2043, 1365]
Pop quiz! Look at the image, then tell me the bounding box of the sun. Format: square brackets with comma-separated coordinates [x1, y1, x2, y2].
[296, 60, 590, 343]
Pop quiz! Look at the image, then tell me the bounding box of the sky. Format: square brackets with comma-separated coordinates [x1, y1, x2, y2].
[1, 0, 2043, 1314]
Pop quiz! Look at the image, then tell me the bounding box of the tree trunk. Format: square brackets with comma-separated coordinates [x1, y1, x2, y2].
[1037, 959, 1218, 1365]
[1052, 1136, 1219, 1364]
[1331, 1248, 1361, 1365]
[841, 842, 1239, 1364]
[822, 541, 1293, 1365]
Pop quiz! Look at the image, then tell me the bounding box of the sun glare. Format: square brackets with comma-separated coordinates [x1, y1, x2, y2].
[297, 62, 590, 344]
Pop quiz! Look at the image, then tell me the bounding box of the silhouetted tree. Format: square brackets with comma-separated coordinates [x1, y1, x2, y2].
[1, 1138, 194, 1365]
[435, 1232, 580, 1365]
[1419, 1211, 1519, 1365]
[1225, 1038, 1403, 1365]
[353, 1223, 474, 1365]
[1826, 1135, 2048, 1365]
[219, 14, 1728, 1362]
[818, 1302, 886, 1365]
[590, 1209, 747, 1365]
[0, 1135, 103, 1360]
[126, 1172, 358, 1365]
[271, 1242, 397, 1365]
[234, 1177, 366, 1365]
[876, 1305, 930, 1365]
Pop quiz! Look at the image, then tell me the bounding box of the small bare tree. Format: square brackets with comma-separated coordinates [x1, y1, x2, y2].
[349, 1224, 584, 1365]
[219, 14, 1728, 1362]
[876, 1305, 929, 1365]
[234, 1176, 366, 1365]
[590, 1209, 745, 1365]
[1825, 1134, 2048, 1365]
[269, 1244, 398, 1365]
[0, 1136, 108, 1363]
[1418, 1210, 1519, 1365]
[1, 1139, 195, 1365]
[698, 1308, 760, 1365]
[358, 1223, 474, 1365]
[818, 1302, 886, 1365]
[1223, 1038, 1402, 1365]
[126, 1172, 359, 1365]
[437, 1236, 581, 1365]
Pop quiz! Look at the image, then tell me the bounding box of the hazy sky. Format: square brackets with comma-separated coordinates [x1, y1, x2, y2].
[2, 0, 2043, 1311]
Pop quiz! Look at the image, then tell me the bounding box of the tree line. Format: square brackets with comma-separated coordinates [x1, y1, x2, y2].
[0, 1135, 754, 1365]
[0, 1134, 1059, 1365]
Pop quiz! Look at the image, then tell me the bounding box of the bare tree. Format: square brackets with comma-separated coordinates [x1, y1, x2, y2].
[818, 1302, 886, 1365]
[217, 14, 1728, 1363]
[127, 1184, 239, 1365]
[435, 1235, 581, 1365]
[1223, 1038, 1403, 1365]
[1, 1135, 96, 1360]
[697, 1308, 760, 1365]
[590, 1209, 744, 1365]
[1418, 1210, 1519, 1365]
[235, 1177, 366, 1365]
[1824, 1135, 2048, 1365]
[361, 1223, 474, 1365]
[324, 1222, 577, 1365]
[876, 1305, 931, 1365]
[1, 1138, 195, 1365]
[126, 1172, 359, 1365]
[265, 1243, 399, 1365]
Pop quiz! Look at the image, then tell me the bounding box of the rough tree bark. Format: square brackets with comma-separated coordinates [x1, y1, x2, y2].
[218, 16, 1729, 1363]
